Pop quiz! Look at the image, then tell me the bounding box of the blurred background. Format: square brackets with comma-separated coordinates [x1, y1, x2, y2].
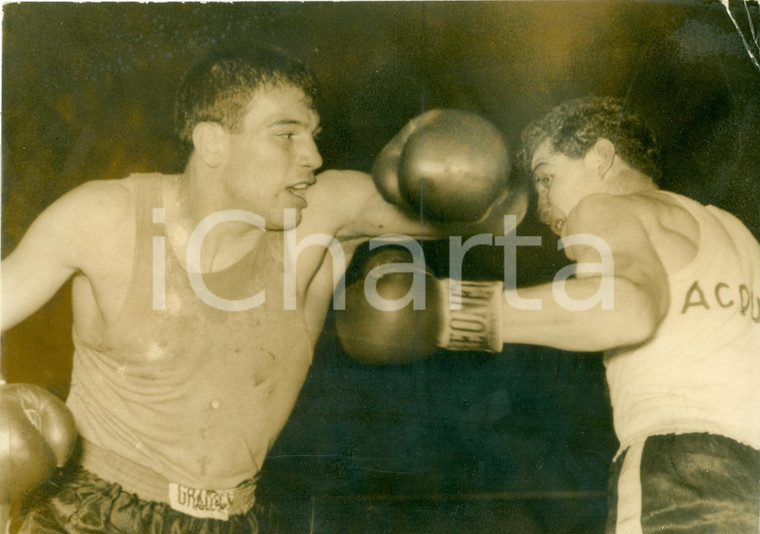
[3, 2, 759, 532]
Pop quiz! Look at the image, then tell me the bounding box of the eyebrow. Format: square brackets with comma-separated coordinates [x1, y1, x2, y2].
[270, 119, 322, 135]
[271, 119, 305, 127]
[531, 161, 546, 176]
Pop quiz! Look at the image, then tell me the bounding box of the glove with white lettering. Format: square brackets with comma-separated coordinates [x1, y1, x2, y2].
[335, 247, 504, 365]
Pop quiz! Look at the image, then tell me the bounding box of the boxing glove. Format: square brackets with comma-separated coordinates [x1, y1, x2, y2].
[372, 109, 511, 223]
[335, 247, 504, 365]
[0, 383, 78, 504]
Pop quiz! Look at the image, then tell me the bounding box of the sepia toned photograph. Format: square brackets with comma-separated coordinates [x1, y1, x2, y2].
[2, 1, 759, 533]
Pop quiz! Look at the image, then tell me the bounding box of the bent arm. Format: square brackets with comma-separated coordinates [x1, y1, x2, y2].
[2, 206, 80, 332]
[499, 194, 670, 352]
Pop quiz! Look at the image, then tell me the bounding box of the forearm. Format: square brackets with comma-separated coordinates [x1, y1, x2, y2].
[500, 276, 660, 352]
[346, 190, 520, 243]
[333, 177, 452, 241]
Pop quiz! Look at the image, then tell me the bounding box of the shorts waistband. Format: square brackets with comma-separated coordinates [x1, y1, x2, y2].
[614, 431, 760, 462]
[79, 439, 256, 518]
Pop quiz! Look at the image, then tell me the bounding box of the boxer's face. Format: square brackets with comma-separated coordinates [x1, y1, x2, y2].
[220, 84, 323, 230]
[531, 140, 602, 234]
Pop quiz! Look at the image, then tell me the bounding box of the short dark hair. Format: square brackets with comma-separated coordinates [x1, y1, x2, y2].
[175, 46, 319, 151]
[518, 96, 661, 183]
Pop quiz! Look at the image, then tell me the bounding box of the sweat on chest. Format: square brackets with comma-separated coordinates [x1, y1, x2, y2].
[107, 292, 313, 384]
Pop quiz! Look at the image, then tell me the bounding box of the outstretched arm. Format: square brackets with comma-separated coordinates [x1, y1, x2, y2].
[499, 194, 670, 352]
[306, 169, 528, 242]
[334, 193, 672, 365]
[299, 107, 528, 338]
[297, 168, 526, 339]
[306, 107, 528, 241]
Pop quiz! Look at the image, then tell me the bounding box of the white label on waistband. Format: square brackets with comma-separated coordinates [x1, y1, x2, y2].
[168, 482, 233, 520]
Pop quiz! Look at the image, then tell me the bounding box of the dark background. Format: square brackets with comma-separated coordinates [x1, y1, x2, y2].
[3, 2, 759, 532]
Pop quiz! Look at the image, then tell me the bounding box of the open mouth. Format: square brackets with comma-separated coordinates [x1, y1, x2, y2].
[286, 182, 312, 202]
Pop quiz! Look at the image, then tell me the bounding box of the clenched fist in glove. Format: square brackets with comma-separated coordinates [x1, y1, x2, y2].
[372, 108, 517, 223]
[0, 382, 77, 505]
[335, 246, 505, 365]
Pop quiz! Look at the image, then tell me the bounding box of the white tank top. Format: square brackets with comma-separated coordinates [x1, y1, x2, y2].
[605, 192, 760, 453]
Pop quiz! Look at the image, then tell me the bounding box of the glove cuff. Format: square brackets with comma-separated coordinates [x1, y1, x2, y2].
[438, 280, 504, 353]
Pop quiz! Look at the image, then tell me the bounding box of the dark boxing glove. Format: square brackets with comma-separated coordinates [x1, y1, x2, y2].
[372, 109, 512, 223]
[335, 247, 504, 365]
[0, 382, 78, 504]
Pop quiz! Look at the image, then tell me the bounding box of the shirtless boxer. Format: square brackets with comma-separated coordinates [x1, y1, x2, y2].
[0, 46, 527, 532]
[339, 96, 760, 532]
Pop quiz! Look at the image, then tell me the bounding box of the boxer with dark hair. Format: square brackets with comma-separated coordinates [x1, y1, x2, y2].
[339, 96, 760, 533]
[1, 46, 527, 532]
[519, 97, 759, 532]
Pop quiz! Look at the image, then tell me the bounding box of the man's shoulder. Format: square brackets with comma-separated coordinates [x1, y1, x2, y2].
[573, 191, 701, 272]
[566, 193, 639, 233]
[10, 176, 147, 278]
[633, 190, 700, 242]
[65, 173, 168, 218]
[563, 192, 670, 253]
[47, 176, 155, 241]
[74, 173, 164, 201]
[63, 179, 133, 219]
[571, 190, 695, 226]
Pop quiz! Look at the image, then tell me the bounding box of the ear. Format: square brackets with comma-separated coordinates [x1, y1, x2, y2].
[589, 138, 616, 179]
[192, 122, 228, 168]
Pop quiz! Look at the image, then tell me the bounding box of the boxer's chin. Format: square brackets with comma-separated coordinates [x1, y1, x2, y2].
[269, 208, 303, 231]
[549, 217, 566, 235]
[538, 202, 565, 235]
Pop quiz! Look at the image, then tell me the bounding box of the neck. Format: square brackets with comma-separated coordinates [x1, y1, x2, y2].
[606, 167, 658, 196]
[165, 166, 264, 273]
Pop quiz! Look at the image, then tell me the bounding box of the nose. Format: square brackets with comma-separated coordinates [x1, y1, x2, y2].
[300, 136, 323, 171]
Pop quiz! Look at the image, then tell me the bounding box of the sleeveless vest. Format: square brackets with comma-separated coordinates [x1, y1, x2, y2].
[67, 174, 314, 489]
[605, 192, 760, 453]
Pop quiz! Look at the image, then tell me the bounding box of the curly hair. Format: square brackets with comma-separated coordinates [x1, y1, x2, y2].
[175, 46, 319, 152]
[518, 96, 661, 183]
